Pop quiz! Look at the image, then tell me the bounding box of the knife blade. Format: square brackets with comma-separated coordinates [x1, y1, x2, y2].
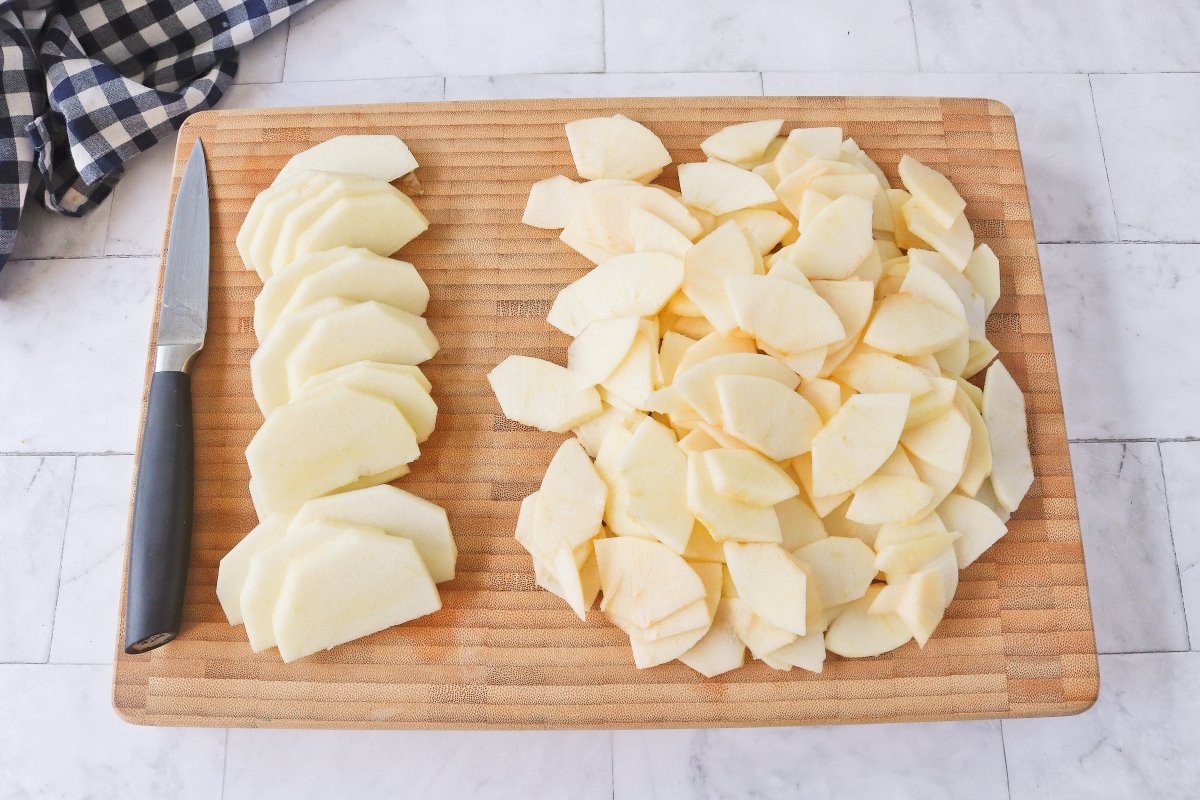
[124, 139, 210, 655]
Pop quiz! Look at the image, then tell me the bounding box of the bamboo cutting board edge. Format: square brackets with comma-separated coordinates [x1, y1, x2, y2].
[113, 96, 1099, 729]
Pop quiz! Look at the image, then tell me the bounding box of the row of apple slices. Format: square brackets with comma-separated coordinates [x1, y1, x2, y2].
[216, 136, 455, 663]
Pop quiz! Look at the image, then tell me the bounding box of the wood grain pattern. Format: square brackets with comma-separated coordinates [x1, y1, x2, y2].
[114, 97, 1097, 728]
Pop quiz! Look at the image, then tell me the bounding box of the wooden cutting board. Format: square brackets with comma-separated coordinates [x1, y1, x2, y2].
[114, 97, 1097, 728]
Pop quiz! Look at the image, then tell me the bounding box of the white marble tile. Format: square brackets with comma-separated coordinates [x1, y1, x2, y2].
[1091, 74, 1200, 243]
[225, 729, 611, 800]
[0, 664, 226, 797]
[11, 197, 114, 260]
[284, 0, 603, 82]
[0, 457, 74, 662]
[762, 71, 1117, 243]
[221, 76, 445, 110]
[49, 456, 134, 664]
[0, 257, 156, 452]
[911, 0, 1200, 72]
[605, 0, 917, 73]
[1040, 244, 1200, 440]
[614, 722, 1007, 800]
[235, 19, 289, 84]
[1160, 443, 1199, 651]
[446, 72, 763, 100]
[1070, 442, 1188, 654]
[104, 131, 177, 257]
[1004, 652, 1200, 799]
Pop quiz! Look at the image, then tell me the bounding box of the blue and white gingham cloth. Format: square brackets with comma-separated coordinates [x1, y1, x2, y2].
[0, 0, 314, 271]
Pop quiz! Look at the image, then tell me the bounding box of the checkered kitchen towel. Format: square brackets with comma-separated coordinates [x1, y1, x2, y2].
[0, 0, 315, 271]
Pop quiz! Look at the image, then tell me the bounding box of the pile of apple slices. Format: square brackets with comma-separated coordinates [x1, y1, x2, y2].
[491, 115, 1035, 676]
[215, 135, 456, 663]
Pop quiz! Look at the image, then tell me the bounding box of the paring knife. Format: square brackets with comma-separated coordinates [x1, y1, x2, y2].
[124, 139, 210, 655]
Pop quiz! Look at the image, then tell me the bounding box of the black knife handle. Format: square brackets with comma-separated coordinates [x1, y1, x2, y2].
[124, 370, 195, 654]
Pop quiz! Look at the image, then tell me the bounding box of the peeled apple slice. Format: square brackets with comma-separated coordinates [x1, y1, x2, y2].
[794, 536, 876, 606]
[246, 386, 420, 516]
[531, 438, 607, 558]
[673, 353, 799, 426]
[785, 195, 874, 280]
[682, 221, 758, 334]
[523, 175, 578, 229]
[273, 526, 441, 663]
[678, 161, 777, 215]
[554, 546, 601, 621]
[725, 274, 845, 354]
[835, 351, 932, 396]
[686, 453, 782, 543]
[718, 208, 793, 254]
[847, 474, 935, 525]
[701, 119, 783, 164]
[715, 374, 822, 460]
[547, 251, 684, 336]
[939, 492, 1009, 569]
[965, 244, 1001, 314]
[250, 297, 352, 414]
[488, 355, 602, 433]
[629, 207, 693, 258]
[567, 316, 641, 389]
[295, 361, 436, 442]
[678, 599, 746, 677]
[566, 114, 671, 182]
[954, 388, 993, 496]
[773, 127, 843, 175]
[825, 585, 912, 657]
[811, 393, 910, 496]
[897, 155, 966, 229]
[901, 202, 974, 271]
[275, 134, 418, 184]
[290, 484, 456, 583]
[872, 567, 947, 647]
[216, 513, 290, 625]
[863, 292, 968, 357]
[764, 630, 826, 673]
[284, 301, 439, 398]
[595, 537, 707, 628]
[252, 248, 352, 338]
[615, 418, 692, 553]
[723, 542, 809, 635]
[702, 449, 799, 507]
[983, 360, 1035, 512]
[901, 406, 972, 475]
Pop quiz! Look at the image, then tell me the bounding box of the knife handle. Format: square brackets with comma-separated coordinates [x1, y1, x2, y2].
[124, 370, 195, 654]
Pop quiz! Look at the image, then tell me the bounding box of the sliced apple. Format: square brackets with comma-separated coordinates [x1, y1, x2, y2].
[939, 492, 1009, 569]
[547, 251, 684, 336]
[792, 452, 851, 517]
[775, 496, 828, 552]
[701, 119, 783, 164]
[964, 337, 1000, 379]
[600, 324, 658, 408]
[983, 360, 1034, 512]
[566, 114, 671, 182]
[797, 189, 833, 231]
[682, 221, 758, 333]
[568, 179, 703, 255]
[864, 292, 968, 357]
[898, 155, 966, 229]
[296, 361, 436, 442]
[284, 185, 429, 275]
[528, 438, 607, 563]
[797, 378, 844, 424]
[567, 316, 641, 389]
[965, 243, 1001, 314]
[573, 404, 643, 458]
[678, 599, 746, 677]
[811, 278, 875, 345]
[216, 513, 291, 625]
[672, 331, 757, 379]
[715, 374, 822, 461]
[682, 520, 726, 563]
[724, 542, 809, 635]
[488, 355, 602, 433]
[847, 474, 934, 525]
[594, 537, 707, 628]
[874, 530, 960, 575]
[785, 195, 874, 280]
[834, 351, 932, 396]
[871, 567, 946, 648]
[615, 418, 691, 553]
[811, 393, 910, 496]
[825, 585, 912, 657]
[674, 352, 799, 425]
[678, 161, 777, 215]
[686, 453, 782, 543]
[901, 406, 972, 476]
[773, 127, 843, 175]
[902, 201, 974, 271]
[794, 536, 876, 606]
[276, 134, 418, 184]
[658, 331, 695, 384]
[726, 598, 797, 658]
[718, 208, 793, 254]
[725, 273, 846, 355]
[522, 174, 578, 229]
[247, 386, 419, 516]
[703, 448, 799, 507]
[629, 207, 694, 258]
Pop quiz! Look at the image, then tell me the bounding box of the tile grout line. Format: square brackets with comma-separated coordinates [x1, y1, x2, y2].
[1086, 73, 1123, 242]
[277, 20, 292, 85]
[1156, 441, 1193, 651]
[610, 729, 616, 800]
[220, 728, 231, 800]
[757, 72, 765, 95]
[998, 720, 1014, 800]
[907, 0, 923, 71]
[599, 0, 607, 72]
[0, 451, 135, 457]
[1069, 437, 1200, 444]
[441, 75, 448, 100]
[43, 456, 79, 664]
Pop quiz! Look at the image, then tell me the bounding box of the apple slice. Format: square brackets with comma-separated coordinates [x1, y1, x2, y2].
[964, 337, 1000, 379]
[272, 525, 440, 663]
[724, 542, 809, 635]
[678, 161, 777, 215]
[594, 537, 707, 628]
[567, 317, 641, 390]
[296, 361, 436, 442]
[811, 393, 910, 496]
[678, 599, 746, 677]
[906, 376, 958, 430]
[658, 331, 696, 384]
[773, 127, 844, 175]
[529, 438, 607, 559]
[874, 531, 960, 574]
[553, 545, 601, 621]
[489, 356, 603, 433]
[251, 297, 352, 414]
[703, 449, 799, 507]
[983, 360, 1034, 512]
[615, 418, 691, 553]
[901, 406, 972, 475]
[939, 492, 1009, 569]
[288, 484, 455, 583]
[775, 496, 828, 552]
[847, 474, 935, 525]
[568, 180, 703, 255]
[285, 187, 429, 274]
[252, 248, 349, 337]
[900, 262, 969, 333]
[674, 353, 799, 426]
[726, 274, 845, 354]
[247, 386, 419, 516]
[547, 251, 684, 336]
[785, 195, 874, 280]
[791, 452, 851, 517]
[965, 243, 1001, 314]
[901, 202, 974, 271]
[686, 453, 782, 543]
[835, 351, 932, 396]
[701, 119, 783, 164]
[718, 208, 793, 254]
[276, 134, 418, 184]
[870, 567, 947, 648]
[715, 374, 822, 460]
[523, 175, 578, 229]
[763, 630, 826, 673]
[573, 404, 642, 458]
[953, 388, 993, 496]
[797, 378, 844, 424]
[629, 207, 694, 258]
[726, 598, 797, 658]
[908, 250, 987, 340]
[216, 513, 291, 625]
[794, 536, 876, 606]
[682, 221, 758, 333]
[808, 173, 879, 203]
[898, 155, 966, 228]
[673, 329, 756, 377]
[284, 302, 439, 398]
[825, 585, 912, 657]
[864, 292, 968, 357]
[566, 115, 671, 182]
[600, 323, 659, 408]
[682, 521, 725, 562]
[811, 278, 875, 344]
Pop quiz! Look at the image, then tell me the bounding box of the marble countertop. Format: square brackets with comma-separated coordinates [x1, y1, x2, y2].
[2, 1, 1198, 797]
